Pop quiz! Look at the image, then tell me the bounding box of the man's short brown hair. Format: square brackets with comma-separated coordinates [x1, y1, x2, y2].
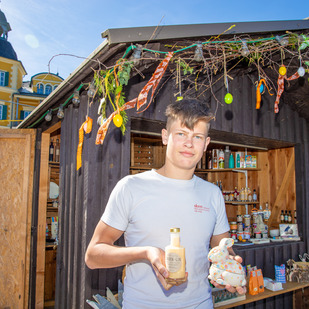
[165, 99, 214, 132]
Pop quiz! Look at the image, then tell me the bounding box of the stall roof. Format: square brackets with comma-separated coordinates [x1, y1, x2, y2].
[102, 20, 309, 45]
[18, 19, 309, 129]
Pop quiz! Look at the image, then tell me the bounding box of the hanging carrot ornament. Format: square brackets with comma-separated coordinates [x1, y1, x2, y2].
[77, 116, 93, 170]
[255, 79, 273, 110]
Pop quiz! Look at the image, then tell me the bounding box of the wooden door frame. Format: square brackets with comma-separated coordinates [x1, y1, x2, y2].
[35, 121, 61, 308]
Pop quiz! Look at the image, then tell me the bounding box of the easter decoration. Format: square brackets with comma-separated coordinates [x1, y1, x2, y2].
[274, 65, 301, 113]
[255, 78, 273, 110]
[208, 238, 246, 287]
[223, 53, 233, 105]
[48, 27, 307, 171]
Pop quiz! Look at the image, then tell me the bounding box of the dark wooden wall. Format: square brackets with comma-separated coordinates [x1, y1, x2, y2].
[54, 67, 308, 308]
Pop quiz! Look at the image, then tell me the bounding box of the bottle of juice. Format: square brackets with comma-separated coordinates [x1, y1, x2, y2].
[165, 228, 186, 280]
[213, 150, 218, 169]
[218, 149, 225, 169]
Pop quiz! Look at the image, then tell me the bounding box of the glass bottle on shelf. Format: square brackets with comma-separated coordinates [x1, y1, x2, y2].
[218, 149, 224, 169]
[288, 211, 292, 223]
[284, 210, 288, 223]
[233, 187, 238, 201]
[280, 210, 285, 223]
[213, 150, 218, 169]
[207, 150, 212, 169]
[264, 202, 270, 221]
[49, 138, 54, 162]
[229, 153, 234, 168]
[218, 180, 223, 191]
[55, 139, 60, 162]
[252, 189, 257, 202]
[224, 146, 231, 167]
[294, 210, 297, 224]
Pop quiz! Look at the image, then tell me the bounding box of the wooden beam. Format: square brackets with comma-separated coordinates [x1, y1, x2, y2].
[268, 151, 295, 226]
[35, 133, 50, 308]
[44, 121, 61, 134]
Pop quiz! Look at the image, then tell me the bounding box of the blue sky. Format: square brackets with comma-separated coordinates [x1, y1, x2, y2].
[2, 0, 309, 80]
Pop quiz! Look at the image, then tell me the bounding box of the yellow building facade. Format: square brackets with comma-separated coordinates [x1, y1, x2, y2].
[0, 9, 63, 128]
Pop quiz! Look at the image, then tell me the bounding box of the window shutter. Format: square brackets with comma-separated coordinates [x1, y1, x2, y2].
[20, 110, 25, 120]
[1, 105, 7, 120]
[4, 72, 9, 87]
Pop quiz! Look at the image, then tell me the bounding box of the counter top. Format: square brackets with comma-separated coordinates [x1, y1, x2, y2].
[216, 281, 309, 308]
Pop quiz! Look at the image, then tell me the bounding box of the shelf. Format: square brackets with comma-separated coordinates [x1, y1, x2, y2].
[47, 206, 58, 212]
[196, 168, 261, 172]
[130, 167, 261, 172]
[45, 244, 57, 250]
[49, 161, 60, 166]
[216, 281, 309, 308]
[225, 201, 259, 205]
[130, 166, 152, 170]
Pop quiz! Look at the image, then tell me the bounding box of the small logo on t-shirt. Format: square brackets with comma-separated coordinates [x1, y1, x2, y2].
[194, 204, 210, 213]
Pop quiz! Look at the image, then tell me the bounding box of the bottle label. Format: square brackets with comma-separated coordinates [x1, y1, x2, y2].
[166, 252, 182, 273]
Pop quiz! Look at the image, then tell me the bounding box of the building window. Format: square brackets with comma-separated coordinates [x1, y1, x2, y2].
[20, 110, 32, 120]
[0, 104, 8, 120]
[37, 83, 44, 94]
[0, 71, 9, 87]
[45, 84, 52, 95]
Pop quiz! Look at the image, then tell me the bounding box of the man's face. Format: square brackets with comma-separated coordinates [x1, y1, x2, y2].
[162, 118, 210, 172]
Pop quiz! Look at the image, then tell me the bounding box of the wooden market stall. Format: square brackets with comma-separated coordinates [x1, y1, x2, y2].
[15, 20, 309, 308]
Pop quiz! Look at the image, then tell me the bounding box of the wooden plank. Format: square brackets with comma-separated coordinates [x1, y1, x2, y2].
[44, 121, 61, 134]
[44, 249, 57, 301]
[0, 129, 36, 309]
[35, 132, 50, 308]
[268, 151, 295, 227]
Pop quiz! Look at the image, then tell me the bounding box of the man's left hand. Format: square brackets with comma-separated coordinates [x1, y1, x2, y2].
[210, 254, 247, 295]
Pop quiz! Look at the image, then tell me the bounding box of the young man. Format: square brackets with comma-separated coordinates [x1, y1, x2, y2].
[85, 99, 245, 308]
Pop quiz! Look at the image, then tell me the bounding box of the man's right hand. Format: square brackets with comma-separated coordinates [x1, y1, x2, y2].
[146, 246, 188, 290]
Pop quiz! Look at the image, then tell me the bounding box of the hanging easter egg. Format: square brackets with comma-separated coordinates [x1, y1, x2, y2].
[279, 66, 287, 76]
[113, 114, 123, 127]
[176, 96, 183, 101]
[298, 66, 305, 77]
[224, 93, 233, 104]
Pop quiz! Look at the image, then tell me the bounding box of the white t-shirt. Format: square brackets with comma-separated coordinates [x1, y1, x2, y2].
[102, 169, 229, 309]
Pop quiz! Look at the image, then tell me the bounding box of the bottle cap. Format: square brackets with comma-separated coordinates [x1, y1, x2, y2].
[170, 227, 180, 233]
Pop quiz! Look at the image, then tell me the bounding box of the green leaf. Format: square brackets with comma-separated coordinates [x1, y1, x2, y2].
[299, 42, 309, 50]
[115, 85, 123, 95]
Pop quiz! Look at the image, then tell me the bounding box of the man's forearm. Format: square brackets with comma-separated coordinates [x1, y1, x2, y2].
[85, 244, 149, 269]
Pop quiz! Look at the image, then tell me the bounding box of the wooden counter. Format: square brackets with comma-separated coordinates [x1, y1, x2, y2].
[217, 281, 309, 308]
